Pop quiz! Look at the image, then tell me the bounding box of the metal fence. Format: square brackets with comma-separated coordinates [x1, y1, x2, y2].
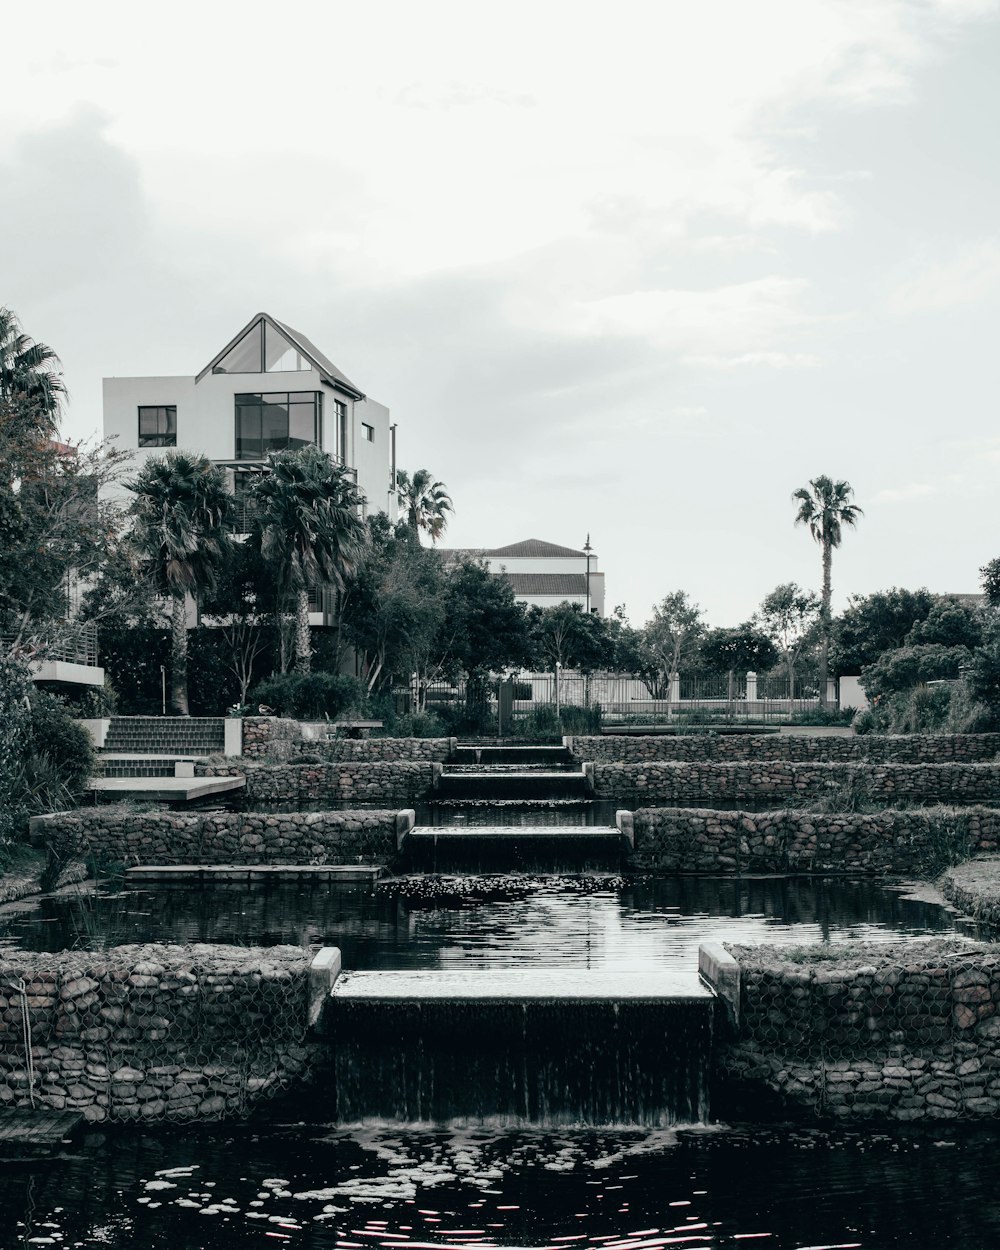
[1, 621, 100, 667]
[401, 670, 823, 726]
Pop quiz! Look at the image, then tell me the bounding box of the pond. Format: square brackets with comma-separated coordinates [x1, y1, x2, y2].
[4, 1118, 1000, 1248]
[0, 875, 960, 966]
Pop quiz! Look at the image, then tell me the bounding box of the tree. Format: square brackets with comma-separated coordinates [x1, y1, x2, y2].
[906, 598, 982, 650]
[250, 446, 367, 676]
[860, 643, 973, 703]
[128, 452, 233, 715]
[395, 468, 454, 543]
[757, 583, 820, 700]
[642, 592, 706, 693]
[831, 587, 938, 675]
[980, 558, 1000, 609]
[793, 475, 863, 706]
[700, 623, 779, 702]
[199, 543, 274, 706]
[0, 306, 66, 422]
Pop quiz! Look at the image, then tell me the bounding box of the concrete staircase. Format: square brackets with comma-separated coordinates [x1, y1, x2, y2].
[102, 716, 226, 756]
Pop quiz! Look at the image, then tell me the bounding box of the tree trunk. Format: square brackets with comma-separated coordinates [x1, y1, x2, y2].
[295, 589, 311, 675]
[170, 591, 189, 716]
[819, 540, 833, 709]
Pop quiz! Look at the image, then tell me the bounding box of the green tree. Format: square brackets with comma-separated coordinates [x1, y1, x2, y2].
[128, 452, 233, 714]
[906, 598, 982, 650]
[250, 446, 367, 676]
[831, 587, 938, 675]
[641, 591, 706, 693]
[757, 583, 819, 700]
[700, 623, 779, 702]
[860, 643, 973, 703]
[529, 602, 614, 673]
[0, 306, 66, 421]
[793, 475, 863, 706]
[395, 468, 454, 543]
[980, 558, 1000, 608]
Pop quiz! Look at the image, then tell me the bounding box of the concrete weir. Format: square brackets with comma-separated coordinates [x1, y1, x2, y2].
[311, 948, 720, 1127]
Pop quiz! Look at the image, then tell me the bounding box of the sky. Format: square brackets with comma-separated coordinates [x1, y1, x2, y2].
[2, 0, 999, 627]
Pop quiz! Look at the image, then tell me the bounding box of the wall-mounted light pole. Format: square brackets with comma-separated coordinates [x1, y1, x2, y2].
[583, 534, 593, 614]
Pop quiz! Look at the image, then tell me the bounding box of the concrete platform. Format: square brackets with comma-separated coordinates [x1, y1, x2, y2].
[0, 1109, 84, 1160]
[125, 863, 384, 883]
[88, 775, 245, 802]
[333, 968, 713, 1001]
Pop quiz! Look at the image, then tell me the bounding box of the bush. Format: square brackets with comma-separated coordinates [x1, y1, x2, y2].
[860, 644, 972, 703]
[28, 693, 95, 798]
[250, 671, 366, 720]
[385, 711, 447, 738]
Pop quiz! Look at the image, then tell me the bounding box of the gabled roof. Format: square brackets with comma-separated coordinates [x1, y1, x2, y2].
[196, 312, 365, 399]
[507, 573, 588, 595]
[488, 538, 587, 559]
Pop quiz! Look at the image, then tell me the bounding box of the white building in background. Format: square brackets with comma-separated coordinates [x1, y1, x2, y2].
[102, 312, 397, 526]
[443, 538, 606, 616]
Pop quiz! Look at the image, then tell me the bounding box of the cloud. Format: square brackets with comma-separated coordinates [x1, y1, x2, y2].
[888, 238, 1000, 313]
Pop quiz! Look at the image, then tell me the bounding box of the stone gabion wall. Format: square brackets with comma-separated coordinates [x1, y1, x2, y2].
[311, 737, 455, 763]
[240, 717, 302, 759]
[572, 733, 1000, 765]
[44, 808, 399, 867]
[633, 806, 1000, 874]
[0, 944, 312, 1122]
[242, 761, 437, 807]
[595, 761, 1000, 806]
[719, 939, 1000, 1120]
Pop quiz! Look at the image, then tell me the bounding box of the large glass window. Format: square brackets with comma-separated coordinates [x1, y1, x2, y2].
[235, 392, 323, 460]
[214, 319, 313, 374]
[138, 405, 177, 447]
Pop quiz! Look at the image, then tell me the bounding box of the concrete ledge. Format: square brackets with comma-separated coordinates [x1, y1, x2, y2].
[396, 807, 416, 851]
[699, 941, 740, 1030]
[309, 947, 342, 1028]
[616, 809, 635, 849]
[224, 718, 243, 757]
[124, 865, 385, 883]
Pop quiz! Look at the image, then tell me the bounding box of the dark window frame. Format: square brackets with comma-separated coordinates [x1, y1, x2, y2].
[234, 391, 324, 461]
[138, 405, 177, 447]
[361, 422, 375, 443]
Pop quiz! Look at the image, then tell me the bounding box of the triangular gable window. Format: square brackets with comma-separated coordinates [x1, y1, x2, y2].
[214, 320, 264, 374]
[213, 318, 313, 374]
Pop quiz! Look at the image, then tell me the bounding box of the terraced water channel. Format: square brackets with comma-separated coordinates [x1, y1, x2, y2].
[3, 735, 1000, 1246]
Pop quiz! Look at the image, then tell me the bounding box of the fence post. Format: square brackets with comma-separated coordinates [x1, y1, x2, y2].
[826, 678, 838, 709]
[746, 671, 757, 703]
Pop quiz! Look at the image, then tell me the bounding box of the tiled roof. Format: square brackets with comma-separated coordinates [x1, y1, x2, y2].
[488, 539, 587, 558]
[506, 573, 588, 595]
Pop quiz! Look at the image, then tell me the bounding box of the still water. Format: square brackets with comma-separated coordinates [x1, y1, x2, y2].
[0, 876, 958, 967]
[4, 1118, 1000, 1249]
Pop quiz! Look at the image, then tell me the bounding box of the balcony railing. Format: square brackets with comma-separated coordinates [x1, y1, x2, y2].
[1, 620, 100, 667]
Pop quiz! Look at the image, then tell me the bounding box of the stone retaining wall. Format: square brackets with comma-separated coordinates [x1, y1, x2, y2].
[41, 808, 399, 867]
[595, 761, 1000, 806]
[310, 737, 454, 762]
[240, 761, 437, 807]
[240, 716, 301, 759]
[572, 733, 1000, 764]
[0, 944, 311, 1122]
[717, 939, 1000, 1120]
[633, 805, 1000, 874]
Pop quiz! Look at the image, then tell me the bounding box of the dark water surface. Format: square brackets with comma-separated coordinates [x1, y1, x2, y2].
[0, 876, 957, 965]
[4, 1118, 1000, 1249]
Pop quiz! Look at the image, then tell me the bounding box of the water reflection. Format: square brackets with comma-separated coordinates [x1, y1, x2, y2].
[0, 877, 956, 971]
[4, 1120, 1000, 1249]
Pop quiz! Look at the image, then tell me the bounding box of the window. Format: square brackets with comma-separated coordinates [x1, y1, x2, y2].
[235, 392, 323, 460]
[336, 400, 348, 461]
[361, 422, 375, 443]
[138, 405, 177, 447]
[214, 318, 313, 374]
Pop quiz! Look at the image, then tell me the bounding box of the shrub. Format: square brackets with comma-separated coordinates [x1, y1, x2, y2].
[251, 671, 366, 720]
[860, 644, 972, 703]
[28, 693, 95, 798]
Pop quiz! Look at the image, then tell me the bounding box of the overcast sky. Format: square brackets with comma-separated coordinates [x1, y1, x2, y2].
[3, 0, 999, 626]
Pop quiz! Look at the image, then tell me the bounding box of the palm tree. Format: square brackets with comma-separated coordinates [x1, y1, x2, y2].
[0, 307, 66, 425]
[395, 468, 454, 543]
[128, 453, 233, 714]
[793, 475, 863, 708]
[251, 446, 367, 675]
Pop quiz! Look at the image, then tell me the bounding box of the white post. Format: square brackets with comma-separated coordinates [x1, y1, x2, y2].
[826, 677, 838, 709]
[669, 671, 680, 703]
[555, 663, 562, 716]
[746, 671, 757, 702]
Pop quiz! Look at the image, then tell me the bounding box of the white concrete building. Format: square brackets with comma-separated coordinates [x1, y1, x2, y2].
[102, 312, 397, 525]
[443, 538, 606, 616]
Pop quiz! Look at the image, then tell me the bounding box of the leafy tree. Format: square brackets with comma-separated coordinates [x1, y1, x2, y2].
[641, 591, 706, 692]
[528, 602, 614, 675]
[342, 519, 448, 695]
[128, 452, 233, 714]
[981, 558, 1000, 609]
[440, 558, 533, 689]
[757, 583, 819, 699]
[0, 306, 66, 420]
[250, 446, 367, 676]
[831, 587, 938, 675]
[199, 543, 274, 705]
[793, 475, 863, 705]
[860, 643, 973, 703]
[395, 468, 454, 543]
[700, 623, 779, 701]
[906, 598, 982, 650]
